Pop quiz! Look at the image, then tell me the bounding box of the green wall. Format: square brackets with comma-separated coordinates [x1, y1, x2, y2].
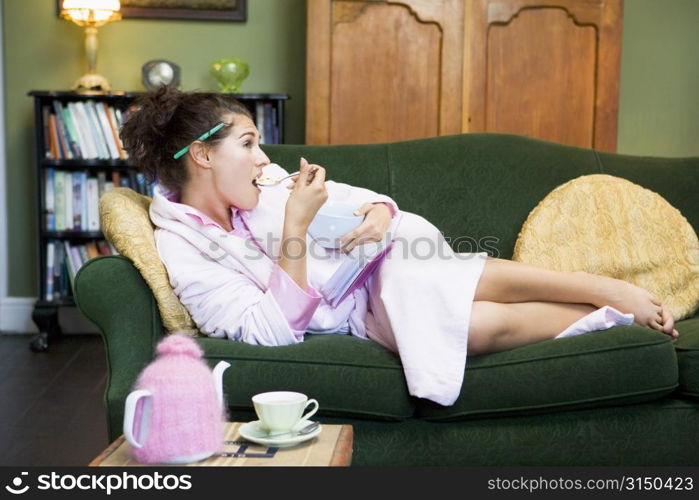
[617, 0, 699, 157]
[3, 0, 699, 298]
[3, 0, 307, 297]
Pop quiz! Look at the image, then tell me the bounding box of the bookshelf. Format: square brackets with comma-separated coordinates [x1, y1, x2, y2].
[28, 90, 289, 351]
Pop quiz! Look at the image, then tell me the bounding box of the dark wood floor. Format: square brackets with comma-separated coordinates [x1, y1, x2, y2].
[0, 333, 109, 466]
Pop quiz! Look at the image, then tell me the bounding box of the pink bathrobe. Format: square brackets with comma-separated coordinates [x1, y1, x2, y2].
[150, 163, 488, 406]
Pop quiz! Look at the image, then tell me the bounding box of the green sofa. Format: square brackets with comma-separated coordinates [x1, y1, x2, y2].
[74, 133, 699, 466]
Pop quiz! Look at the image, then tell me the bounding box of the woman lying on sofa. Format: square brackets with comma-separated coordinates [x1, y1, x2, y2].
[120, 87, 678, 406]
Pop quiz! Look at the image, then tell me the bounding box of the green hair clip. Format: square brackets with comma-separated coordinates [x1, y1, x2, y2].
[173, 122, 226, 160]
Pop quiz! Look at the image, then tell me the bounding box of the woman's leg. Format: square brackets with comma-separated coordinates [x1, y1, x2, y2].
[468, 301, 597, 355]
[474, 258, 677, 337]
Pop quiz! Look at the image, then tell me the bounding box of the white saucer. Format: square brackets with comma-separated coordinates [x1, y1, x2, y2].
[238, 419, 322, 448]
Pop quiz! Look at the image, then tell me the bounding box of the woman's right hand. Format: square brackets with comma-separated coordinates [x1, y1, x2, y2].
[284, 157, 328, 229]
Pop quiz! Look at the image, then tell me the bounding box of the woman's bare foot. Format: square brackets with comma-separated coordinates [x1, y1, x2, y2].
[593, 276, 679, 340]
[659, 303, 679, 341]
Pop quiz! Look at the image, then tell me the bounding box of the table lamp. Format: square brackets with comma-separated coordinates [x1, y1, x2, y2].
[60, 0, 121, 91]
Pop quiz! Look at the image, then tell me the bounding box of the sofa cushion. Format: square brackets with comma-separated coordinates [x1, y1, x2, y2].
[675, 314, 699, 400]
[202, 334, 414, 420]
[385, 134, 601, 259]
[415, 326, 678, 421]
[99, 187, 198, 335]
[513, 174, 699, 320]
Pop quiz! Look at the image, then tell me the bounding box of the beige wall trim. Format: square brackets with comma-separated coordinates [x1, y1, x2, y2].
[0, 0, 8, 300]
[0, 297, 98, 334]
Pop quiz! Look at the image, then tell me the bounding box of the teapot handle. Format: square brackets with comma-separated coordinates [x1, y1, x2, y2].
[123, 389, 152, 449]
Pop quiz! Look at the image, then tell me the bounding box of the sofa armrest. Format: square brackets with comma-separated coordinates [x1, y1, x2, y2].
[74, 255, 166, 441]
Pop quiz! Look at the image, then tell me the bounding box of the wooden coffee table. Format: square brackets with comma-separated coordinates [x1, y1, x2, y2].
[90, 422, 353, 467]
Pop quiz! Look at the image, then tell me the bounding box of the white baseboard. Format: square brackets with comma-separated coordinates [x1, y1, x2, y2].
[0, 297, 99, 334]
[0, 297, 35, 333]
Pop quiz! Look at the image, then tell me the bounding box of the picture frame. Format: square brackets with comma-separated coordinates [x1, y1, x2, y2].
[55, 0, 247, 22]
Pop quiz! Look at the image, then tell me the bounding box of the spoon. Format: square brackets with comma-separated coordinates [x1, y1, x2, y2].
[254, 171, 300, 187]
[254, 168, 318, 187]
[266, 421, 320, 439]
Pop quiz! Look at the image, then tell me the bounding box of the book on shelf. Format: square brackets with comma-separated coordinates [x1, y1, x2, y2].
[105, 103, 128, 160]
[272, 104, 280, 144]
[60, 102, 84, 159]
[63, 240, 77, 286]
[93, 101, 119, 160]
[72, 172, 82, 230]
[80, 172, 88, 231]
[45, 167, 160, 233]
[42, 99, 128, 160]
[45, 240, 55, 301]
[68, 102, 96, 159]
[86, 178, 100, 231]
[263, 103, 274, 146]
[255, 102, 266, 144]
[63, 171, 73, 231]
[54, 242, 65, 300]
[254, 101, 282, 145]
[48, 114, 60, 159]
[45, 168, 55, 230]
[56, 239, 118, 299]
[85, 241, 100, 260]
[77, 244, 89, 265]
[42, 106, 51, 158]
[53, 170, 66, 231]
[85, 101, 110, 159]
[96, 171, 107, 199]
[52, 101, 76, 159]
[96, 240, 113, 256]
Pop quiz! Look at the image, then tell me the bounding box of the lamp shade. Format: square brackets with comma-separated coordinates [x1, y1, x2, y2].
[61, 0, 121, 26]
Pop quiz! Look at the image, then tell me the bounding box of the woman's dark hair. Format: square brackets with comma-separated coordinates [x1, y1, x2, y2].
[120, 85, 253, 196]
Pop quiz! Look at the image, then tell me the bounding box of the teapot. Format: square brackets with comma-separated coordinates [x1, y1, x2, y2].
[123, 333, 230, 464]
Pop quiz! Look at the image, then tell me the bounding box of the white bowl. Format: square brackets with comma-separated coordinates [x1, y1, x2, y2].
[307, 201, 363, 249]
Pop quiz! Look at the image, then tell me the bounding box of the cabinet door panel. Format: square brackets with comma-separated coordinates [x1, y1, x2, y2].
[330, 2, 440, 144]
[307, 0, 464, 145]
[486, 8, 596, 148]
[464, 0, 622, 152]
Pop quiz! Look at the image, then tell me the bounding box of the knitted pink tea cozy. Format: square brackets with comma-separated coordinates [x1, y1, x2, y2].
[129, 334, 227, 464]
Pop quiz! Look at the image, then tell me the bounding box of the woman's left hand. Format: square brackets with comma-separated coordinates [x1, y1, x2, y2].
[338, 203, 392, 253]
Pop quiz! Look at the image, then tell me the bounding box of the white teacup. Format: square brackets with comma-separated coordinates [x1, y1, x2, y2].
[252, 391, 319, 436]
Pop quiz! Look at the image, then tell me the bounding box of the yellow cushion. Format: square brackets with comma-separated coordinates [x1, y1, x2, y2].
[99, 187, 198, 335]
[512, 174, 699, 320]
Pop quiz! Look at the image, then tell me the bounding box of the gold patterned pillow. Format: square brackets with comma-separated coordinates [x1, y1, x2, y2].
[99, 187, 198, 335]
[512, 174, 699, 320]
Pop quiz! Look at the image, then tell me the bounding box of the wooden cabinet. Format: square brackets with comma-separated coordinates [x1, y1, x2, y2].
[306, 0, 622, 151]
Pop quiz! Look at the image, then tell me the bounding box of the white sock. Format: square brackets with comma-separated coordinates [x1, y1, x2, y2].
[554, 305, 634, 339]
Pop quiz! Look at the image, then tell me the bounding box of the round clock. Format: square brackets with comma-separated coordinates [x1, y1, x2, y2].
[141, 60, 181, 90]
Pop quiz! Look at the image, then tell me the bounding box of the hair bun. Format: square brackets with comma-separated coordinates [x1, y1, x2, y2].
[155, 333, 203, 359]
[144, 85, 182, 136]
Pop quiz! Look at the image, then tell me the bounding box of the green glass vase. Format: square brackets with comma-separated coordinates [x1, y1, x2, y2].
[209, 57, 250, 93]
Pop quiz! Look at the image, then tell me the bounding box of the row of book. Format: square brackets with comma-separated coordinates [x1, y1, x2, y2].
[43, 100, 131, 161]
[44, 98, 281, 160]
[44, 168, 154, 232]
[255, 101, 282, 144]
[45, 239, 118, 301]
